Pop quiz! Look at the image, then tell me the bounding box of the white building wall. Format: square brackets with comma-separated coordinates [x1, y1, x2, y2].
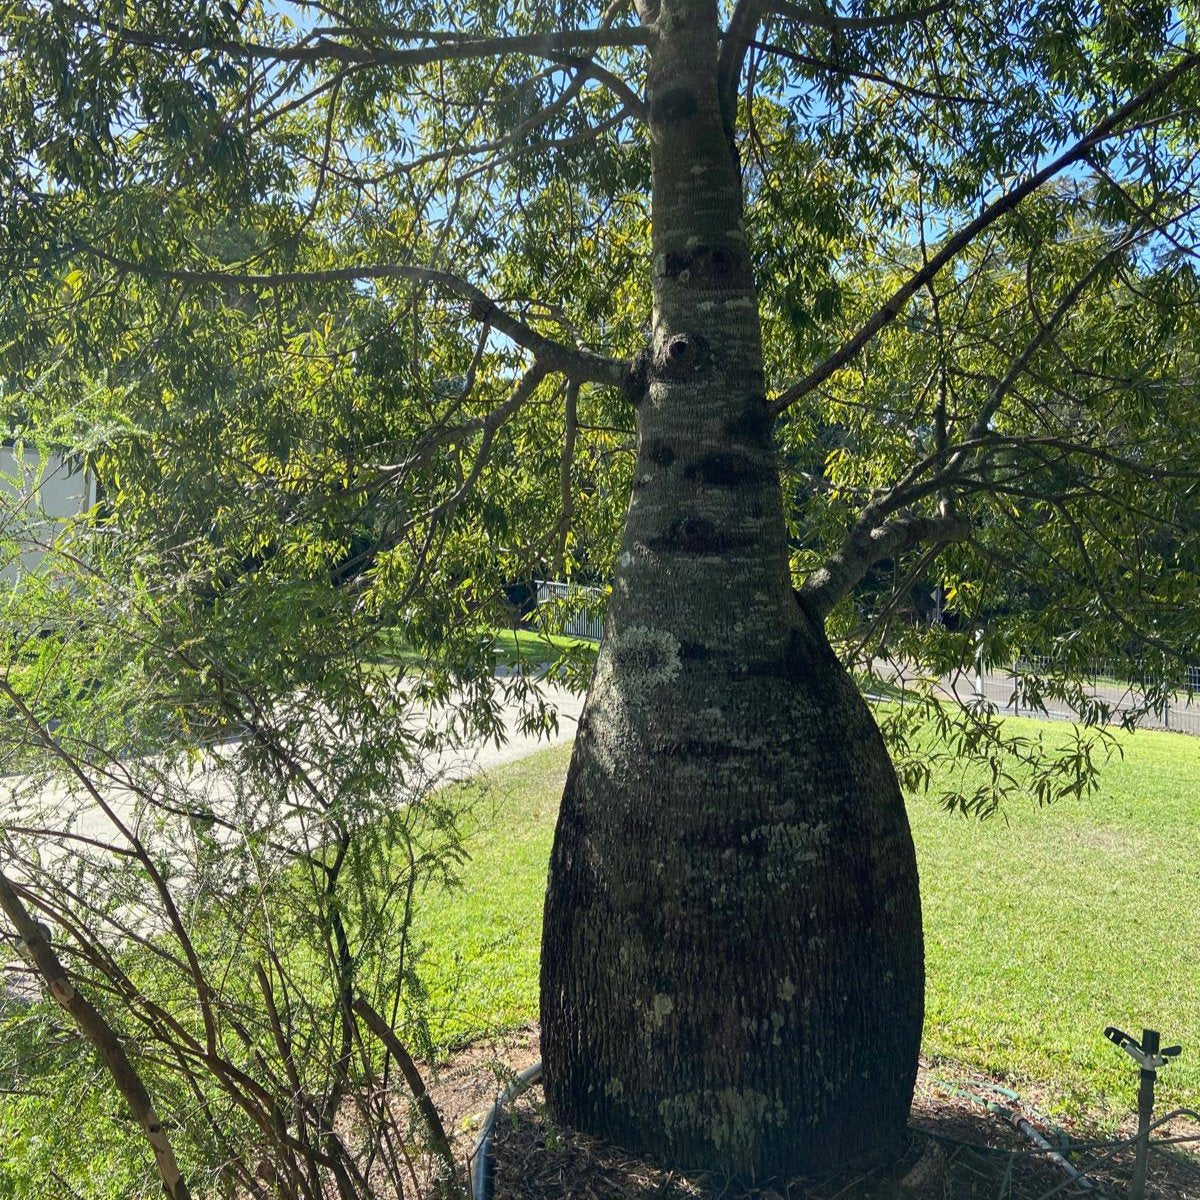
[1, 444, 96, 583]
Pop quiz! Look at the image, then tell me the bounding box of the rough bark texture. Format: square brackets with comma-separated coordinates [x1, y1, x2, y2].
[540, 0, 924, 1179]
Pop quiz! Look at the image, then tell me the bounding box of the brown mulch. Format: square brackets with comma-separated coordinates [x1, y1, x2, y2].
[425, 1025, 543, 1143]
[426, 1027, 1200, 1200]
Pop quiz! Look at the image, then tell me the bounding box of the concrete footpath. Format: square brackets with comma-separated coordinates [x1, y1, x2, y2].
[1, 678, 585, 855]
[0, 678, 585, 993]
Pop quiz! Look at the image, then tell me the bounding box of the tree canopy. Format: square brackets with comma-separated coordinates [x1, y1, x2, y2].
[3, 1, 1197, 738]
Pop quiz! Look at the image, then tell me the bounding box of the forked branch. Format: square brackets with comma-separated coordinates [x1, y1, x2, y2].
[800, 511, 971, 618]
[718, 0, 946, 120]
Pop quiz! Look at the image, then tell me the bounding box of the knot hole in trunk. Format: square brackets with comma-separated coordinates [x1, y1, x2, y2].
[655, 333, 709, 380]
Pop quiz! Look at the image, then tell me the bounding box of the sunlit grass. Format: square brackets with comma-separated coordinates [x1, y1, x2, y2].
[376, 626, 595, 670]
[408, 720, 1200, 1120]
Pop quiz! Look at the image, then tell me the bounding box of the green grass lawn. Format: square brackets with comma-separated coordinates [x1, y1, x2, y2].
[911, 719, 1200, 1117]
[409, 719, 1200, 1120]
[377, 626, 596, 670]
[489, 628, 597, 668]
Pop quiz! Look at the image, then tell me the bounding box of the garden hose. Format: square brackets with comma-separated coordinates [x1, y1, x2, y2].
[469, 1060, 543, 1200]
[932, 1078, 1095, 1191]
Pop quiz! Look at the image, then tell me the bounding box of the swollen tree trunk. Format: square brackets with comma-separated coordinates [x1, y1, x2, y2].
[539, 0, 923, 1179]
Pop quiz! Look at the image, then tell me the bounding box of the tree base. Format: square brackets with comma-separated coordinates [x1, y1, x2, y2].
[541, 620, 924, 1180]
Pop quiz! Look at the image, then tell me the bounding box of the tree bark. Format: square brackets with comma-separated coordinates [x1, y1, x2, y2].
[540, 0, 923, 1178]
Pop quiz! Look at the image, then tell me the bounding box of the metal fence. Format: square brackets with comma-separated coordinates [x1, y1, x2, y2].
[533, 580, 604, 642]
[945, 659, 1200, 736]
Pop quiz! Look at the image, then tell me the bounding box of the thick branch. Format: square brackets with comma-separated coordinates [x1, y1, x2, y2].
[770, 49, 1200, 416]
[0, 869, 193, 1200]
[82, 248, 631, 388]
[78, 18, 653, 69]
[558, 55, 648, 118]
[717, 0, 767, 127]
[770, 1, 947, 33]
[800, 512, 971, 619]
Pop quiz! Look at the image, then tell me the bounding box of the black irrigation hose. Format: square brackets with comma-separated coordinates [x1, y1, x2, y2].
[469, 1061, 543, 1200]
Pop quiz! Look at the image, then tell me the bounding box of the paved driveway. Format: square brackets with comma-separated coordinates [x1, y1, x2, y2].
[1, 678, 584, 857]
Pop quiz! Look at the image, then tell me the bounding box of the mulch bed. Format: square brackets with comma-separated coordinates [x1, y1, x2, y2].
[426, 1028, 1200, 1200]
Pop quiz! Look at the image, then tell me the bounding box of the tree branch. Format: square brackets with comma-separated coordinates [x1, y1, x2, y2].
[800, 511, 971, 619]
[557, 55, 648, 118]
[552, 380, 580, 577]
[770, 49, 1200, 416]
[365, 365, 550, 599]
[769, 1, 947, 33]
[745, 38, 992, 106]
[719, 0, 948, 114]
[80, 247, 632, 388]
[957, 251, 1121, 446]
[351, 997, 459, 1193]
[0, 868, 193, 1200]
[74, 17, 654, 70]
[717, 0, 768, 128]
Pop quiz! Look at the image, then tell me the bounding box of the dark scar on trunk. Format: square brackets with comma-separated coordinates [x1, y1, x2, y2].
[649, 85, 699, 124]
[656, 738, 756, 761]
[661, 244, 744, 286]
[647, 515, 751, 555]
[684, 450, 762, 487]
[723, 395, 773, 445]
[644, 438, 676, 467]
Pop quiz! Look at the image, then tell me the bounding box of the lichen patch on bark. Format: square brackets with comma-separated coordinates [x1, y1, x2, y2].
[608, 625, 681, 704]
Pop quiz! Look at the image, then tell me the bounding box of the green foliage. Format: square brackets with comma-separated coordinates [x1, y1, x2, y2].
[0, 670, 477, 1197]
[2, 0, 1197, 751]
[0, 997, 150, 1200]
[2, 0, 1200, 1189]
[0, 443, 491, 1195]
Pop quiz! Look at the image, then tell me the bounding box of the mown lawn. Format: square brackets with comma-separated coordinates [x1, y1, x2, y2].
[377, 626, 596, 669]
[409, 719, 1200, 1120]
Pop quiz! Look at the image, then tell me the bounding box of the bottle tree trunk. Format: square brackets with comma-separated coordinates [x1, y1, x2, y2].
[540, 0, 924, 1180]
